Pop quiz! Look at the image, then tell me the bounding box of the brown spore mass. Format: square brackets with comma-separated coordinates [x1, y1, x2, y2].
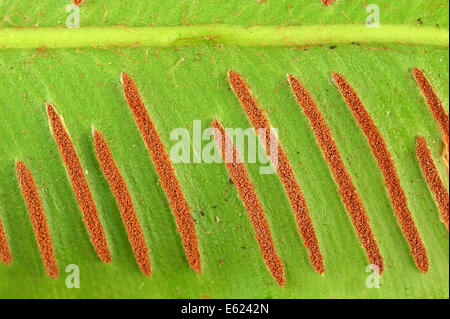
[73, 0, 84, 6]
[332, 72, 429, 273]
[46, 103, 111, 263]
[93, 129, 152, 276]
[412, 68, 449, 147]
[0, 218, 12, 265]
[16, 161, 59, 278]
[288, 75, 384, 273]
[120, 72, 201, 273]
[413, 68, 449, 170]
[228, 70, 324, 274]
[416, 136, 449, 231]
[211, 119, 285, 286]
[322, 0, 336, 5]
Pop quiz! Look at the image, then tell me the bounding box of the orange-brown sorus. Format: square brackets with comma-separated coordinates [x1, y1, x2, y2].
[413, 68, 449, 170]
[73, 0, 84, 5]
[413, 68, 449, 147]
[121, 72, 201, 273]
[93, 129, 152, 276]
[0, 218, 12, 265]
[16, 161, 59, 278]
[288, 75, 384, 273]
[332, 72, 428, 273]
[228, 70, 324, 274]
[46, 103, 111, 263]
[211, 119, 285, 286]
[322, 0, 336, 5]
[416, 136, 449, 231]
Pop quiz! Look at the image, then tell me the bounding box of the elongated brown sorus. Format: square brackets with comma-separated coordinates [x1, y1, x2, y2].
[211, 119, 285, 286]
[413, 68, 449, 147]
[93, 129, 152, 276]
[0, 218, 12, 265]
[416, 136, 449, 231]
[228, 70, 324, 274]
[46, 103, 111, 263]
[288, 74, 384, 273]
[332, 72, 429, 272]
[322, 0, 336, 5]
[120, 72, 201, 273]
[413, 68, 449, 170]
[16, 161, 59, 278]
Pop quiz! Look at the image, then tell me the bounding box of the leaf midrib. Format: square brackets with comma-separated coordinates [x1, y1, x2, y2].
[0, 24, 448, 49]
